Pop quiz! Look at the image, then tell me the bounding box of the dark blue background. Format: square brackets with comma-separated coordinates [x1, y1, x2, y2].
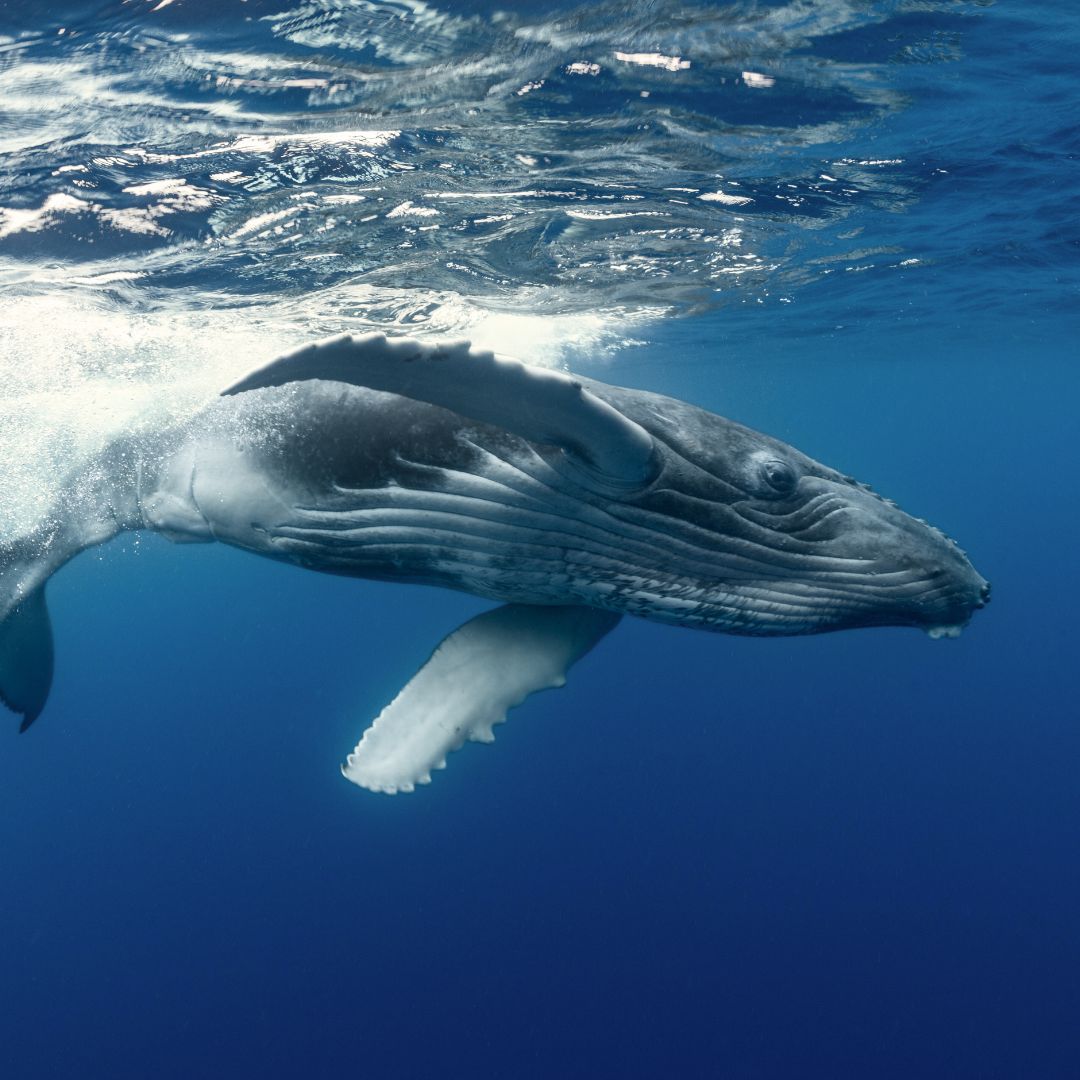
[4, 323, 1076, 1078]
[2, 2, 1078, 1077]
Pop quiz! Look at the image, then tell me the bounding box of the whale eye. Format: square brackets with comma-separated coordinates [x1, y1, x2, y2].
[760, 459, 797, 495]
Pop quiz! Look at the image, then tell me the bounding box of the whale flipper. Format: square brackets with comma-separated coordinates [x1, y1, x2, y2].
[222, 333, 657, 486]
[0, 586, 55, 732]
[343, 603, 620, 794]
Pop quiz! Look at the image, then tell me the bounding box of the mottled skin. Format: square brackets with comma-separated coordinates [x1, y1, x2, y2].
[3, 372, 991, 699]
[0, 367, 993, 738]
[2, 373, 985, 642]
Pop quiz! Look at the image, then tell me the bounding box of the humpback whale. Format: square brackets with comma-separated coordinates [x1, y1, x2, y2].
[0, 334, 989, 793]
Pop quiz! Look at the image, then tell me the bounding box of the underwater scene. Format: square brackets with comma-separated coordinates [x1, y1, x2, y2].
[1, 0, 1077, 1076]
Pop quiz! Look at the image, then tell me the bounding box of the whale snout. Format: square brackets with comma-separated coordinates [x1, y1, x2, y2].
[969, 577, 992, 615]
[922, 570, 991, 639]
[849, 489, 990, 636]
[764, 477, 991, 638]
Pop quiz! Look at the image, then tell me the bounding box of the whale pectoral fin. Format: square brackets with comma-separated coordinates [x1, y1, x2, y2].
[343, 603, 621, 795]
[222, 333, 657, 486]
[0, 586, 55, 732]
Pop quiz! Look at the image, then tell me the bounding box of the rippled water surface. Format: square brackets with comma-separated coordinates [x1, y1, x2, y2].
[1, 2, 1078, 1077]
[2, 0, 999, 316]
[3, 0, 1074, 524]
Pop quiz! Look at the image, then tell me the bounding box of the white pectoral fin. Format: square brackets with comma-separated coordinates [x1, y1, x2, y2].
[222, 333, 656, 486]
[0, 586, 54, 732]
[343, 603, 621, 794]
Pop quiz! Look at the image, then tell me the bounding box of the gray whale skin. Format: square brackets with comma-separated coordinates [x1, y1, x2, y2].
[0, 334, 989, 794]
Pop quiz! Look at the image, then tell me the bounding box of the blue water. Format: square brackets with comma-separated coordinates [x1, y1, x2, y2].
[1, 1, 1078, 1076]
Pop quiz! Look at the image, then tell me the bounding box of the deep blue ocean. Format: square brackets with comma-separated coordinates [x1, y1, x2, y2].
[1, 1, 1077, 1077]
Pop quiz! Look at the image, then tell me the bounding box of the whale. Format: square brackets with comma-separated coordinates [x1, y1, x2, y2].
[0, 333, 989, 793]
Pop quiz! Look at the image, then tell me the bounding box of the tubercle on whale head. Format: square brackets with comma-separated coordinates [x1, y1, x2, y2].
[923, 579, 991, 639]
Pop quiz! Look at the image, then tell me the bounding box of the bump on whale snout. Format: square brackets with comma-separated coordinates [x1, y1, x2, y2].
[923, 579, 991, 639]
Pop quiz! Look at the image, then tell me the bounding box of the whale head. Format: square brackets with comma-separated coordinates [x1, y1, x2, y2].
[597, 384, 989, 637]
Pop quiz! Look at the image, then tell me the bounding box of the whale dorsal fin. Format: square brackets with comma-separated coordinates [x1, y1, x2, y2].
[342, 603, 620, 794]
[222, 333, 657, 486]
[0, 586, 54, 732]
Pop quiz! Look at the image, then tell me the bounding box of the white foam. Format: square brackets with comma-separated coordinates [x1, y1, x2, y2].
[614, 51, 690, 72]
[0, 295, 284, 538]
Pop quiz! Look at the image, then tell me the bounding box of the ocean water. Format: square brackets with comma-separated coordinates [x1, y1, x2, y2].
[0, 1, 1077, 1076]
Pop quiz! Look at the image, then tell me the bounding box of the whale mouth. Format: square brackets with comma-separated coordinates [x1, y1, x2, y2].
[925, 624, 964, 640]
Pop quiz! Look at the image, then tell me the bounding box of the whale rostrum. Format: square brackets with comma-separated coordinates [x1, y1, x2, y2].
[0, 333, 990, 793]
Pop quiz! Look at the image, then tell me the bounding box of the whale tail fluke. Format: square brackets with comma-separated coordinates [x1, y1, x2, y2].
[0, 451, 133, 731]
[0, 583, 54, 731]
[1, 533, 58, 730]
[0, 523, 85, 732]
